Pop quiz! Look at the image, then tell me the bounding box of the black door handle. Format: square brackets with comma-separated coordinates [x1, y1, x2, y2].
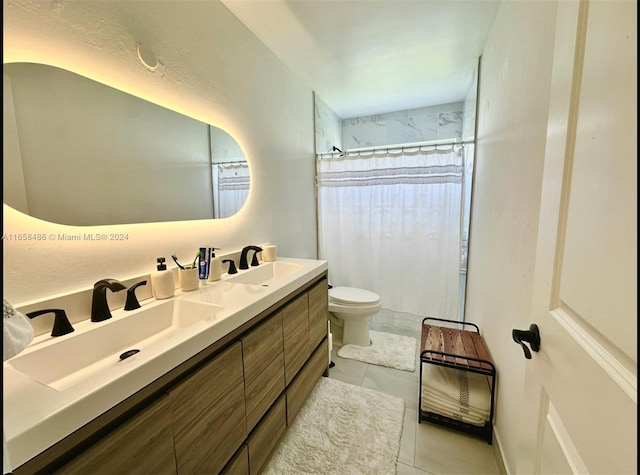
[512, 324, 541, 359]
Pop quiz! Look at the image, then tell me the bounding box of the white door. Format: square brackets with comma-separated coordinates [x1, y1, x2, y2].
[516, 1, 637, 474]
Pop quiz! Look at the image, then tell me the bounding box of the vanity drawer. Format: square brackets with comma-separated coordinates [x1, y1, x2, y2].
[170, 342, 247, 475]
[282, 293, 310, 385]
[52, 394, 176, 475]
[242, 313, 283, 385]
[221, 445, 249, 475]
[286, 338, 328, 426]
[308, 280, 328, 349]
[245, 351, 285, 432]
[247, 395, 287, 475]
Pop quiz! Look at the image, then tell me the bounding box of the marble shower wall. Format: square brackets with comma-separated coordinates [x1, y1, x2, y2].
[341, 102, 463, 150]
[314, 93, 343, 154]
[314, 95, 471, 153]
[462, 65, 478, 141]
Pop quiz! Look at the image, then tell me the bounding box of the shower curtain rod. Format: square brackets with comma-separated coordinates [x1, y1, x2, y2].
[212, 160, 247, 166]
[317, 139, 474, 159]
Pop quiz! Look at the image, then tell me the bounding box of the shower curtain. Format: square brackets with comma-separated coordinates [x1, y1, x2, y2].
[317, 145, 465, 320]
[214, 162, 250, 218]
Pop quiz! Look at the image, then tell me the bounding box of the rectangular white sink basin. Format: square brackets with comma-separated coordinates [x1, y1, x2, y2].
[226, 261, 302, 286]
[7, 299, 223, 391]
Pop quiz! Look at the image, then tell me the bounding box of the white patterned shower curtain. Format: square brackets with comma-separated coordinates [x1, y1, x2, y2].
[214, 162, 250, 218]
[317, 145, 466, 320]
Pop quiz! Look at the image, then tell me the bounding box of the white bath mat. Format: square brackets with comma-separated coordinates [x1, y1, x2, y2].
[263, 377, 405, 475]
[337, 331, 417, 372]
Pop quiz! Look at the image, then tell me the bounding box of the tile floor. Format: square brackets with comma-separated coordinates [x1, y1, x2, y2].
[327, 309, 503, 475]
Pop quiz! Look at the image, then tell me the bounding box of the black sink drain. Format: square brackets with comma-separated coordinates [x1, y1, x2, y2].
[119, 349, 140, 360]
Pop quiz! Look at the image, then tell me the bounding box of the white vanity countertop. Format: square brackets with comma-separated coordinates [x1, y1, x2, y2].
[3, 257, 327, 470]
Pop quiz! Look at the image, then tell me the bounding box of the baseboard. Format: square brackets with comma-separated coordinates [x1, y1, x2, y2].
[492, 427, 510, 475]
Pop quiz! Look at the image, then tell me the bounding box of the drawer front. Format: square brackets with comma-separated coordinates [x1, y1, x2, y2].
[171, 342, 247, 475]
[308, 280, 328, 349]
[286, 338, 329, 426]
[53, 394, 176, 475]
[282, 293, 310, 385]
[242, 313, 284, 385]
[247, 395, 287, 475]
[221, 445, 249, 475]
[245, 351, 285, 432]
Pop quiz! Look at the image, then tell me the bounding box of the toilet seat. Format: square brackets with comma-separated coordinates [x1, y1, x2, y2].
[329, 287, 380, 306]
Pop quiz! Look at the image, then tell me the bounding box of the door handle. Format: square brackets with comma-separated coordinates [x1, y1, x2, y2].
[512, 324, 541, 359]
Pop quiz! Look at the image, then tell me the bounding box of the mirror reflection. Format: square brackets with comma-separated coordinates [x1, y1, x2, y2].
[3, 62, 249, 226]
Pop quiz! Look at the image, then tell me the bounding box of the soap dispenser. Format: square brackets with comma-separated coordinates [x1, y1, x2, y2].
[151, 257, 175, 300]
[208, 248, 223, 282]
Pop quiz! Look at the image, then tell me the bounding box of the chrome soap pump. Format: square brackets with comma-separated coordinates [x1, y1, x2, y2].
[151, 257, 175, 300]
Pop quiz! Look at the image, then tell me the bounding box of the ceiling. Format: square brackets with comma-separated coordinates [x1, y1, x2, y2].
[222, 0, 501, 118]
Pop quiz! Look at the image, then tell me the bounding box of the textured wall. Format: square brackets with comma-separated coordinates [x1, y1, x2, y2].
[465, 1, 557, 472]
[3, 0, 317, 304]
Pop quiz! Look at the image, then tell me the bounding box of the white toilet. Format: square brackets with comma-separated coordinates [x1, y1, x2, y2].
[328, 286, 381, 347]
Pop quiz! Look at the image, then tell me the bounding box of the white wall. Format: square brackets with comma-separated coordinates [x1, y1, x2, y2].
[3, 0, 317, 304]
[466, 1, 557, 472]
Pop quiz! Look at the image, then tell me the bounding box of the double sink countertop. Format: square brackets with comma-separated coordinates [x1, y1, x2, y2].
[3, 257, 328, 470]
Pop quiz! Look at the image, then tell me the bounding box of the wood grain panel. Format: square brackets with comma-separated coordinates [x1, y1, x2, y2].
[242, 313, 283, 385]
[53, 394, 176, 475]
[420, 324, 493, 372]
[221, 445, 249, 475]
[171, 342, 247, 475]
[286, 338, 328, 426]
[247, 396, 287, 475]
[308, 280, 328, 349]
[282, 293, 310, 385]
[244, 351, 285, 432]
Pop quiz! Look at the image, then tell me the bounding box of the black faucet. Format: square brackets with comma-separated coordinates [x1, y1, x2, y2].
[239, 245, 263, 270]
[222, 259, 238, 274]
[124, 280, 147, 311]
[26, 309, 75, 337]
[91, 278, 126, 322]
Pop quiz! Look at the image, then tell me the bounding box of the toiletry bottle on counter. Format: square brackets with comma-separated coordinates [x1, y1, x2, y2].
[198, 247, 211, 280]
[151, 257, 175, 300]
[208, 248, 223, 282]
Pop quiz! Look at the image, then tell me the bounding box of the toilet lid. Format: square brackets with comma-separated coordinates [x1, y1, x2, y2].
[329, 287, 380, 305]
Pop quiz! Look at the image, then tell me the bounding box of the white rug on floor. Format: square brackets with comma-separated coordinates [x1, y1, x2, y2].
[263, 377, 405, 475]
[337, 331, 417, 372]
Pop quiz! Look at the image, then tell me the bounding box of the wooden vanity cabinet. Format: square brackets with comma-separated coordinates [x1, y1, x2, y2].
[170, 342, 247, 475]
[308, 280, 329, 349]
[221, 445, 249, 475]
[282, 293, 311, 385]
[286, 337, 329, 425]
[242, 313, 285, 432]
[286, 278, 329, 424]
[16, 272, 328, 475]
[52, 393, 176, 475]
[246, 395, 287, 475]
